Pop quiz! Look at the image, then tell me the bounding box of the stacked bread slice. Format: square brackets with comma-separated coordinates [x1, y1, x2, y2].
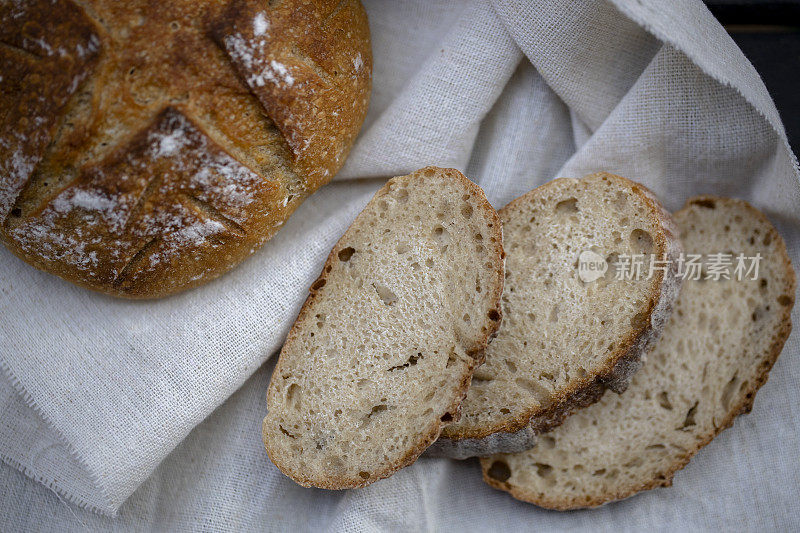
[263, 167, 505, 488]
[263, 167, 795, 506]
[481, 196, 795, 508]
[429, 173, 683, 458]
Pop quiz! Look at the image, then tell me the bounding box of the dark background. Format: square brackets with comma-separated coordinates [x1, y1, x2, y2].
[706, 1, 800, 154]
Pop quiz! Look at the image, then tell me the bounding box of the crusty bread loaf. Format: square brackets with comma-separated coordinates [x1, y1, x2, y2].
[263, 167, 505, 489]
[0, 0, 371, 298]
[430, 172, 682, 458]
[482, 196, 795, 509]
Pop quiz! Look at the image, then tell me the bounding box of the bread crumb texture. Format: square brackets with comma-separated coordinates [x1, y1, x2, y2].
[263, 167, 505, 489]
[482, 196, 795, 509]
[439, 173, 682, 456]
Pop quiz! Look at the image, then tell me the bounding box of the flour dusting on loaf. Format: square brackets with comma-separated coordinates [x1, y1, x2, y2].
[0, 0, 372, 298]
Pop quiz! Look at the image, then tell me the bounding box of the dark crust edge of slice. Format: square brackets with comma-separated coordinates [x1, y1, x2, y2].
[262, 166, 505, 489]
[433, 172, 684, 457]
[481, 195, 796, 509]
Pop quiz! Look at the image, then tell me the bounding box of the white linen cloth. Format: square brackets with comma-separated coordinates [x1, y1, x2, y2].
[1, 0, 799, 529]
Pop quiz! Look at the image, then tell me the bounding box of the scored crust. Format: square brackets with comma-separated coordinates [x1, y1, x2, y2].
[430, 173, 683, 459]
[0, 0, 371, 298]
[481, 196, 796, 509]
[263, 167, 505, 489]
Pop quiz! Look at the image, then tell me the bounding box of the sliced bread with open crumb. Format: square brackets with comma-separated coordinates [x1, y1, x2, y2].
[263, 166, 504, 488]
[429, 172, 682, 459]
[481, 196, 795, 509]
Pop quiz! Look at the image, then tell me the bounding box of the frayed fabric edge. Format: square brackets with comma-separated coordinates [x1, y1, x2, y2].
[0, 357, 119, 516]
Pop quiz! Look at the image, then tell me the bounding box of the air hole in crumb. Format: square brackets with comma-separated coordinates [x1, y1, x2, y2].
[338, 247, 355, 261]
[488, 309, 500, 321]
[721, 373, 739, 409]
[426, 258, 434, 268]
[389, 353, 422, 371]
[446, 350, 457, 368]
[534, 463, 553, 477]
[657, 391, 672, 410]
[487, 461, 511, 482]
[279, 425, 297, 439]
[461, 204, 473, 218]
[555, 198, 578, 214]
[630, 229, 653, 253]
[463, 314, 471, 324]
[541, 436, 556, 449]
[368, 404, 388, 417]
[10, 208, 21, 217]
[374, 283, 398, 305]
[432, 225, 450, 248]
[311, 278, 326, 290]
[680, 402, 698, 429]
[778, 295, 793, 306]
[286, 383, 301, 406]
[692, 199, 716, 209]
[396, 243, 410, 254]
[440, 413, 453, 423]
[396, 188, 409, 202]
[359, 471, 370, 480]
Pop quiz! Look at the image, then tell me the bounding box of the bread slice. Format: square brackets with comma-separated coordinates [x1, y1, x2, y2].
[429, 172, 683, 459]
[482, 196, 795, 509]
[263, 167, 504, 488]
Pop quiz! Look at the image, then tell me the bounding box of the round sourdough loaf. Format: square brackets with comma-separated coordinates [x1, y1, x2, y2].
[0, 0, 371, 298]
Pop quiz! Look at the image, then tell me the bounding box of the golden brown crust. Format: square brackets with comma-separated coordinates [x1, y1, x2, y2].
[0, 0, 371, 298]
[210, 0, 371, 192]
[0, 0, 102, 219]
[263, 167, 505, 489]
[482, 196, 796, 509]
[440, 173, 683, 449]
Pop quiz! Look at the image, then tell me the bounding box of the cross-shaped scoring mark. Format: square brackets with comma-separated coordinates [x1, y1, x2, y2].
[0, 0, 370, 297]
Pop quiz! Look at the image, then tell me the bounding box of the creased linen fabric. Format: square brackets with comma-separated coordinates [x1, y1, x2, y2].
[1, 0, 798, 529]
